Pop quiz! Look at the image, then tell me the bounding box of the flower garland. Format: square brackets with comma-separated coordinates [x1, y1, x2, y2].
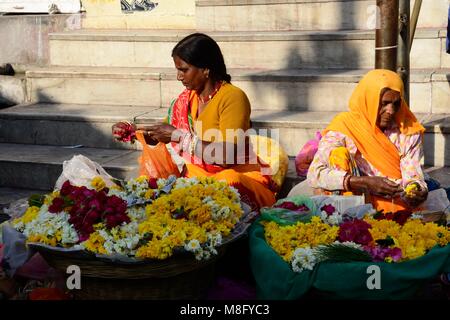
[262, 203, 450, 273]
[12, 175, 244, 261]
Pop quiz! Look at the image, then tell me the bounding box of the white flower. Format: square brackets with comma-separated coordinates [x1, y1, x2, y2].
[184, 239, 201, 252]
[320, 211, 343, 226]
[291, 247, 317, 273]
[410, 213, 422, 220]
[22, 209, 79, 245]
[207, 232, 222, 247]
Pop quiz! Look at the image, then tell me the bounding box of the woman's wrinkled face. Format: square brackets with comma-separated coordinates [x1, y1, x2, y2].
[173, 55, 207, 92]
[377, 89, 401, 130]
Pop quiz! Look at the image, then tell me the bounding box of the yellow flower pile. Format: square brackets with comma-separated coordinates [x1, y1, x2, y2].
[365, 217, 450, 261]
[14, 206, 40, 226]
[263, 216, 339, 262]
[136, 177, 243, 259]
[263, 213, 450, 265]
[136, 215, 207, 259]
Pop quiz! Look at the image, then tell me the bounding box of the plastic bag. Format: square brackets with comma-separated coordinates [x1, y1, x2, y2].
[136, 131, 180, 179]
[260, 195, 318, 225]
[295, 131, 322, 176]
[54, 154, 117, 190]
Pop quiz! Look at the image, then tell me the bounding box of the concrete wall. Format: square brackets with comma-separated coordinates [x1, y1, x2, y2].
[0, 13, 83, 66]
[82, 0, 196, 29]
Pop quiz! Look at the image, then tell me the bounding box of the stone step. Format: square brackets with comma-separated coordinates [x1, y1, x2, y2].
[25, 66, 450, 114]
[420, 113, 450, 168]
[0, 143, 140, 190]
[0, 103, 152, 150]
[1, 103, 448, 166]
[0, 75, 27, 107]
[195, 0, 449, 32]
[48, 28, 449, 70]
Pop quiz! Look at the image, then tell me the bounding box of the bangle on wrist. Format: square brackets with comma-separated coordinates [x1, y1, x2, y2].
[343, 174, 352, 191]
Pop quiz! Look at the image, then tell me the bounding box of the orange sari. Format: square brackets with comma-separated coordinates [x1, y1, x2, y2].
[324, 69, 425, 212]
[167, 86, 276, 211]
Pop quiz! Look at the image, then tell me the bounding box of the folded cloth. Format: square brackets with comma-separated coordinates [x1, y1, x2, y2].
[1, 224, 34, 277]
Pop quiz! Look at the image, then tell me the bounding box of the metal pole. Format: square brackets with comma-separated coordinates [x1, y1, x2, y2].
[410, 0, 423, 51]
[375, 0, 399, 71]
[397, 0, 410, 104]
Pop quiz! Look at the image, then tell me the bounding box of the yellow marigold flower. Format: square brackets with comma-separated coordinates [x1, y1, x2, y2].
[144, 189, 154, 199]
[404, 182, 419, 197]
[83, 232, 107, 255]
[136, 175, 148, 184]
[13, 206, 40, 225]
[263, 219, 338, 262]
[91, 176, 106, 191]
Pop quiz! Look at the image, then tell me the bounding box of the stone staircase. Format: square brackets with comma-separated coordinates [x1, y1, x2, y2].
[0, 0, 449, 204]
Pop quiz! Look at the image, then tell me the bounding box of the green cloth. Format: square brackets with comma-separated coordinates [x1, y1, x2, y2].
[249, 220, 450, 300]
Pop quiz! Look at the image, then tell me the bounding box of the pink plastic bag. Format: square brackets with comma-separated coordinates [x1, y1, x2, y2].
[295, 131, 322, 176]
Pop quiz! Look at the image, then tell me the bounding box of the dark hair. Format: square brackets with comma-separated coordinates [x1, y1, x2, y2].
[172, 33, 231, 83]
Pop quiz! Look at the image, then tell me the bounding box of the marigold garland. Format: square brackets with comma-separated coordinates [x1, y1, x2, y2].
[12, 175, 244, 261]
[263, 208, 450, 273]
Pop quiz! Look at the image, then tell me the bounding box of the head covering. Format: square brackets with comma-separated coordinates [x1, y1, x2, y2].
[325, 69, 425, 179]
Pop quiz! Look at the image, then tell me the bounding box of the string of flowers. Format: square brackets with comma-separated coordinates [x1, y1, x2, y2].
[262, 203, 450, 273]
[12, 175, 244, 261]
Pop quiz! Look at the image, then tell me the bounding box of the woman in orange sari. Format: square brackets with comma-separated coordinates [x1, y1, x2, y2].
[123, 33, 277, 211]
[307, 69, 428, 213]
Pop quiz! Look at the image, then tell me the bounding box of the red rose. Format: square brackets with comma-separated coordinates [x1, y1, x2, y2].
[48, 197, 66, 213]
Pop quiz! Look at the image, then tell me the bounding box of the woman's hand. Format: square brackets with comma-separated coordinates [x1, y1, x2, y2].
[136, 124, 177, 144]
[350, 176, 402, 198]
[402, 183, 428, 208]
[364, 176, 403, 197]
[112, 121, 136, 143]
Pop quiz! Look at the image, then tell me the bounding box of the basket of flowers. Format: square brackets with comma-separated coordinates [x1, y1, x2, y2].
[249, 195, 450, 299]
[5, 174, 251, 300]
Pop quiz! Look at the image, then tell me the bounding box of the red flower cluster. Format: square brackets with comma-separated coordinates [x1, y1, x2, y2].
[148, 177, 158, 189]
[373, 210, 412, 226]
[320, 204, 336, 216]
[274, 201, 309, 212]
[112, 121, 136, 143]
[338, 219, 373, 245]
[49, 181, 129, 241]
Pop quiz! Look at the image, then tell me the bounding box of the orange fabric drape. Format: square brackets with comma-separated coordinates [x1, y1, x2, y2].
[185, 163, 276, 210]
[324, 69, 425, 179]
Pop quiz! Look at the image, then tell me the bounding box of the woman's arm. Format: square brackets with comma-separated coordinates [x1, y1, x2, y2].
[307, 131, 402, 197]
[137, 124, 251, 168]
[306, 131, 349, 190]
[399, 133, 428, 206]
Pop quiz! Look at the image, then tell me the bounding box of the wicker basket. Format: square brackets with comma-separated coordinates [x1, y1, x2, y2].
[34, 245, 226, 300]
